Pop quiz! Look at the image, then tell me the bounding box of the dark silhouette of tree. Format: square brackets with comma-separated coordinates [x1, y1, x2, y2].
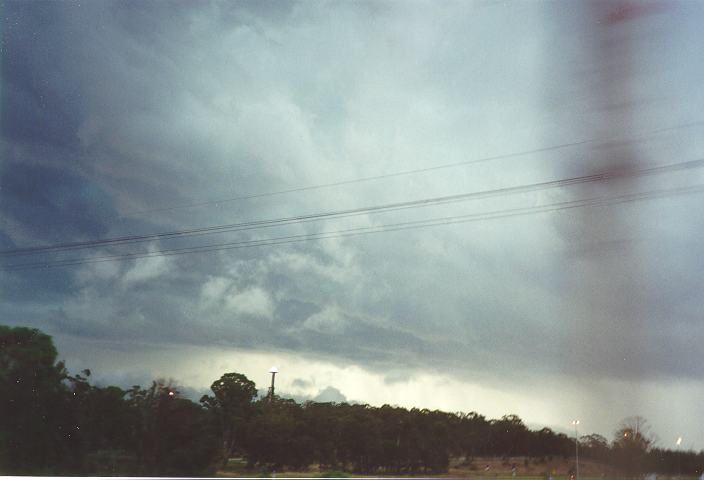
[245, 397, 315, 471]
[581, 433, 610, 463]
[5, 324, 704, 476]
[647, 447, 704, 475]
[612, 416, 655, 478]
[63, 369, 134, 473]
[454, 411, 490, 458]
[302, 401, 344, 469]
[200, 372, 258, 467]
[414, 408, 451, 473]
[127, 380, 219, 476]
[0, 326, 72, 473]
[528, 427, 573, 458]
[488, 414, 530, 456]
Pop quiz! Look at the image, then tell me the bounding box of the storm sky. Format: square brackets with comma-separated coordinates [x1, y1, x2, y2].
[2, 1, 704, 448]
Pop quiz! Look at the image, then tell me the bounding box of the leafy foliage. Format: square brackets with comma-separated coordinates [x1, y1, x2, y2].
[200, 373, 258, 467]
[126, 380, 220, 476]
[3, 325, 704, 476]
[0, 326, 72, 473]
[611, 416, 654, 478]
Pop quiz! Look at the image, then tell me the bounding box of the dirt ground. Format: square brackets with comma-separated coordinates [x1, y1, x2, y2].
[448, 455, 621, 477]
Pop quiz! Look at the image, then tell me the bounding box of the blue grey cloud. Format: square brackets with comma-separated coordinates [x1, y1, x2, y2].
[3, 0, 704, 447]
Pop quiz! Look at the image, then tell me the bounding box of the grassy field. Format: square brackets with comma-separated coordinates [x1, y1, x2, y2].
[217, 457, 698, 480]
[217, 456, 700, 478]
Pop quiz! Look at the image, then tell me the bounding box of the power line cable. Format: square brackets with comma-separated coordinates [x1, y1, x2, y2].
[2, 157, 702, 258]
[115, 120, 704, 218]
[5, 182, 703, 271]
[2, 158, 701, 259]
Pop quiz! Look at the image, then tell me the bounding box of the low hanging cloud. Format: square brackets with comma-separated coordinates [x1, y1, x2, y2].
[312, 386, 348, 403]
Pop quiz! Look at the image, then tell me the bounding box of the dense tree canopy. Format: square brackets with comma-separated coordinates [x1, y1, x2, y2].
[200, 373, 258, 467]
[2, 325, 703, 476]
[612, 416, 655, 478]
[0, 326, 72, 473]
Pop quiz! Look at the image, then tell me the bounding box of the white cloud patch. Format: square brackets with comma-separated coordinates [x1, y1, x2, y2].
[269, 250, 359, 286]
[200, 276, 231, 305]
[76, 258, 121, 284]
[313, 386, 347, 403]
[301, 305, 349, 334]
[120, 246, 172, 287]
[225, 286, 274, 318]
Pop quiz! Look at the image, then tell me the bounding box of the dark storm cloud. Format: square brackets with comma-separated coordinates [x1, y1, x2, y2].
[291, 377, 312, 389]
[1, 2, 85, 150]
[2, 3, 704, 450]
[0, 162, 115, 242]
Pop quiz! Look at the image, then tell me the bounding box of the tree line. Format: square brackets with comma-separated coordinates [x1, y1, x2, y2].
[2, 325, 703, 476]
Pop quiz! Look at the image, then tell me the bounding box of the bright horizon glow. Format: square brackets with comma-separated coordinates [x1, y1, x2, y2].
[54, 333, 704, 449]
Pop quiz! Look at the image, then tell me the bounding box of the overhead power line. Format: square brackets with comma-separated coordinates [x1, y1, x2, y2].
[2, 157, 703, 258]
[4, 182, 703, 271]
[117, 120, 704, 218]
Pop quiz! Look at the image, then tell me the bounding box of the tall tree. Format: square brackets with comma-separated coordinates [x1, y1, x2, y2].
[245, 397, 315, 471]
[64, 370, 135, 473]
[127, 380, 219, 476]
[612, 416, 654, 478]
[581, 433, 610, 462]
[0, 326, 72, 473]
[200, 372, 258, 467]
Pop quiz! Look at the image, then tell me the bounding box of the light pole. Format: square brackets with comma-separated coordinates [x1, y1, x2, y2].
[268, 366, 278, 403]
[676, 436, 682, 478]
[572, 420, 580, 480]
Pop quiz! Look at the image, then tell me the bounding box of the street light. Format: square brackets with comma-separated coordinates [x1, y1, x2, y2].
[268, 366, 278, 403]
[572, 420, 580, 480]
[676, 436, 683, 478]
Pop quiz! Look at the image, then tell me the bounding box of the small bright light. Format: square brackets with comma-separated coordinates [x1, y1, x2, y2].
[572, 420, 580, 425]
[168, 391, 174, 397]
[676, 437, 683, 446]
[269, 366, 279, 373]
[220, 382, 225, 386]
